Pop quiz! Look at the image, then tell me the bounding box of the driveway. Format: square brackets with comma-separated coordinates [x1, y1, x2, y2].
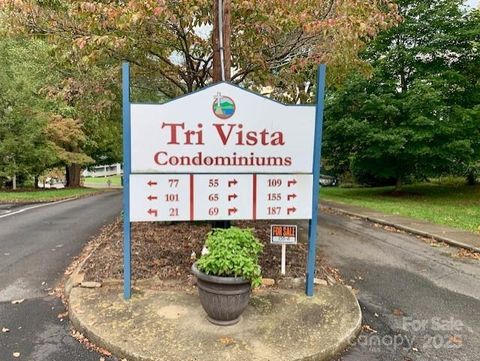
[317, 210, 480, 361]
[0, 192, 122, 361]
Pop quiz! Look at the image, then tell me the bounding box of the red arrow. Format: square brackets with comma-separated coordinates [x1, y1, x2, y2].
[287, 179, 297, 187]
[228, 194, 238, 201]
[147, 195, 158, 201]
[228, 207, 238, 215]
[228, 179, 238, 187]
[287, 207, 297, 215]
[148, 208, 158, 217]
[287, 194, 297, 201]
[147, 180, 158, 187]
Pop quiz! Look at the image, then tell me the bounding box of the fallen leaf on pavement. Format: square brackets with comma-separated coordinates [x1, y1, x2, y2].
[57, 312, 68, 319]
[393, 308, 405, 316]
[11, 299, 24, 305]
[218, 336, 235, 345]
[2, 327, 10, 333]
[362, 324, 377, 334]
[449, 335, 463, 345]
[455, 248, 480, 260]
[13, 352, 20, 357]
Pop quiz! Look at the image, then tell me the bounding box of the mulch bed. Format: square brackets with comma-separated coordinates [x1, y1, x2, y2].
[82, 218, 339, 284]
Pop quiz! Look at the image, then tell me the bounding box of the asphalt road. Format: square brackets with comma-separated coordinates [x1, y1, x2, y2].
[1, 193, 479, 361]
[0, 192, 122, 361]
[317, 210, 480, 361]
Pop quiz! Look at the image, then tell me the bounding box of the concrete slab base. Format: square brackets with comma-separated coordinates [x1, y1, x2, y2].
[68, 284, 361, 361]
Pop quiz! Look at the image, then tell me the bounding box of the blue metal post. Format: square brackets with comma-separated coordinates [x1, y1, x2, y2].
[306, 64, 327, 296]
[122, 62, 132, 300]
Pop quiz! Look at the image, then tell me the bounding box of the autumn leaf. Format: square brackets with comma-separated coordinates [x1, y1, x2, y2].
[393, 308, 405, 317]
[362, 324, 377, 334]
[218, 336, 235, 345]
[449, 335, 463, 346]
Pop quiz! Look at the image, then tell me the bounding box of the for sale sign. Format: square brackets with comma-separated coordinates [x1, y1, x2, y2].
[131, 83, 315, 174]
[271, 225, 298, 245]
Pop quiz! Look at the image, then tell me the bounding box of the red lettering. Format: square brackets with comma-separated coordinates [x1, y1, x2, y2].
[271, 132, 285, 145]
[246, 131, 257, 145]
[154, 151, 168, 165]
[260, 129, 269, 145]
[213, 123, 236, 145]
[161, 122, 185, 144]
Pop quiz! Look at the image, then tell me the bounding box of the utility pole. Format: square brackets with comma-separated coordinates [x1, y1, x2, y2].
[213, 0, 231, 82]
[213, 0, 232, 229]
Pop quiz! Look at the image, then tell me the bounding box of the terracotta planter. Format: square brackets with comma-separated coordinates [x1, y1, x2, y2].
[191, 262, 251, 326]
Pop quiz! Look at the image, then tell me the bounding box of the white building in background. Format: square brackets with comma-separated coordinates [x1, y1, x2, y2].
[82, 163, 123, 178]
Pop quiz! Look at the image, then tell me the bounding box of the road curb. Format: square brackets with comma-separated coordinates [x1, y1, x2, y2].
[0, 190, 120, 220]
[64, 257, 87, 301]
[323, 205, 480, 253]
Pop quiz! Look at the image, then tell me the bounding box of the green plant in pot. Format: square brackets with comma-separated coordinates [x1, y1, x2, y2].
[191, 227, 263, 326]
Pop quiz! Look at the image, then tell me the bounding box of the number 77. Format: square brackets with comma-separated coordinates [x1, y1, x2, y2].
[168, 179, 179, 187]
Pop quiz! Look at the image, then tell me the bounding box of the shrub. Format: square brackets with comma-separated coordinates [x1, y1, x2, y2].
[197, 227, 263, 287]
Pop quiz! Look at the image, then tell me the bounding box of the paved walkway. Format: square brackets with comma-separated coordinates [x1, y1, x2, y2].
[322, 200, 480, 253]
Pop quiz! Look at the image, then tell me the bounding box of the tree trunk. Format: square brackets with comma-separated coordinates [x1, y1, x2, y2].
[34, 175, 39, 189]
[395, 177, 402, 192]
[213, 0, 221, 82]
[66, 164, 82, 187]
[12, 174, 16, 190]
[467, 169, 477, 185]
[223, 0, 231, 81]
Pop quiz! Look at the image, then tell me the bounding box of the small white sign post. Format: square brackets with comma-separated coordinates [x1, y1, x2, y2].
[122, 63, 327, 299]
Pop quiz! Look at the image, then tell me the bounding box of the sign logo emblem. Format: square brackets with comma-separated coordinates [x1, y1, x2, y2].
[213, 92, 235, 119]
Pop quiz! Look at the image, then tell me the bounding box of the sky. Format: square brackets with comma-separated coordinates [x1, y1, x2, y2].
[467, 0, 479, 8]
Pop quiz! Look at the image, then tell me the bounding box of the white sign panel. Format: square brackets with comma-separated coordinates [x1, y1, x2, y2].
[256, 174, 313, 219]
[193, 174, 253, 220]
[130, 174, 191, 222]
[129, 173, 313, 222]
[131, 83, 315, 174]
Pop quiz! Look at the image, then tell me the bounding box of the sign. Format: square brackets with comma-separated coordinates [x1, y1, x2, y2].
[270, 225, 298, 245]
[131, 83, 315, 174]
[129, 174, 312, 222]
[122, 63, 327, 299]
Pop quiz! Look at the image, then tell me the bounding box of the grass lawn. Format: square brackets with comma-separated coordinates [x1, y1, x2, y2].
[321, 181, 480, 233]
[83, 175, 122, 186]
[0, 188, 109, 203]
